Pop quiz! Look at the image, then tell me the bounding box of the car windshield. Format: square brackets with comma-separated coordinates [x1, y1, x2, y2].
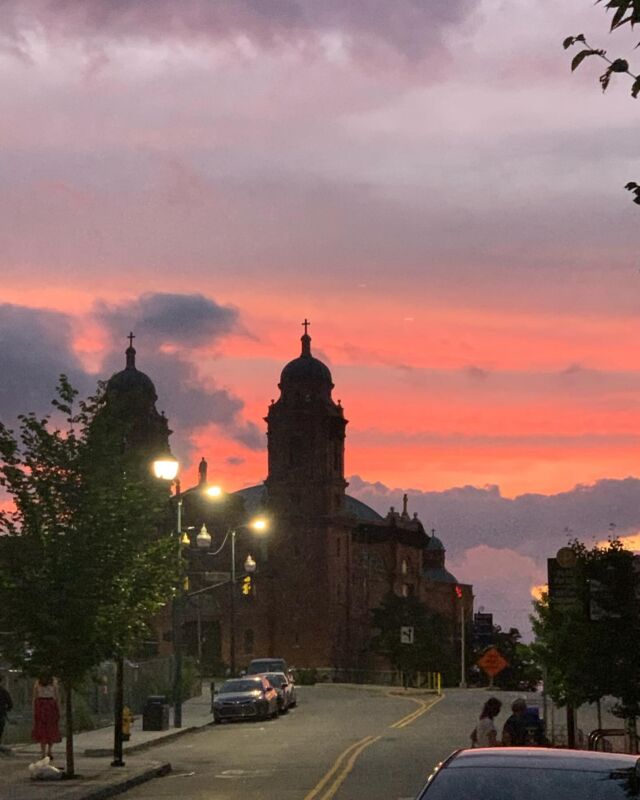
[219, 680, 261, 693]
[422, 767, 640, 800]
[248, 661, 285, 673]
[265, 674, 285, 687]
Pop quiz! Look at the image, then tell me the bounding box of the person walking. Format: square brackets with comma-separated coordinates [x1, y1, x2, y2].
[31, 672, 61, 759]
[0, 675, 13, 747]
[470, 697, 502, 747]
[502, 698, 546, 746]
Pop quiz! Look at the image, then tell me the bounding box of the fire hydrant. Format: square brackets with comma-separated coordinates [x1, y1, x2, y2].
[122, 706, 134, 741]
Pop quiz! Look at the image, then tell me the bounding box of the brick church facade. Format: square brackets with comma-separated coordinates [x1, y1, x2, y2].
[105, 327, 473, 673]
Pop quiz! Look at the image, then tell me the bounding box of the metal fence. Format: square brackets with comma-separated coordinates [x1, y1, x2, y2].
[1, 656, 201, 745]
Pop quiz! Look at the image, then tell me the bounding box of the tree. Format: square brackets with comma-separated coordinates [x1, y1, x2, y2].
[370, 593, 454, 682]
[0, 377, 177, 776]
[564, 1, 640, 205]
[532, 539, 640, 726]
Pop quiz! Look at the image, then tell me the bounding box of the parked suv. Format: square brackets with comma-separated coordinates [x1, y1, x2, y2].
[246, 658, 297, 686]
[246, 658, 289, 676]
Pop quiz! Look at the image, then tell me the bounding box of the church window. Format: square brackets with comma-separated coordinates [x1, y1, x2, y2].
[401, 558, 408, 576]
[294, 631, 300, 646]
[401, 583, 409, 597]
[243, 629, 254, 655]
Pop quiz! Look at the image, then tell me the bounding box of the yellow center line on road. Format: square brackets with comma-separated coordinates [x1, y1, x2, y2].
[303, 736, 374, 800]
[390, 692, 446, 729]
[317, 735, 382, 800]
[303, 692, 445, 800]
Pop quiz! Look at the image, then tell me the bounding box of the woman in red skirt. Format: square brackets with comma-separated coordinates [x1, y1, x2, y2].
[32, 672, 61, 759]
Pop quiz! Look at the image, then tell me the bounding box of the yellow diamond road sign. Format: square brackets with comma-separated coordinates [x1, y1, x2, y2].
[477, 647, 508, 677]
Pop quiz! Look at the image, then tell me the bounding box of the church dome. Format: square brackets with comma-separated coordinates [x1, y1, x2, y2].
[426, 534, 445, 551]
[106, 335, 157, 402]
[279, 322, 334, 398]
[280, 351, 332, 386]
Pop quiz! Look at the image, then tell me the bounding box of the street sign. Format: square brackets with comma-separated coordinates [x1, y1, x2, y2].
[477, 647, 508, 678]
[473, 612, 494, 647]
[400, 626, 414, 644]
[548, 557, 580, 610]
[588, 578, 621, 621]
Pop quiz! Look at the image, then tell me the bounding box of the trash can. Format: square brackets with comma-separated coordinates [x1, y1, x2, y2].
[142, 695, 170, 731]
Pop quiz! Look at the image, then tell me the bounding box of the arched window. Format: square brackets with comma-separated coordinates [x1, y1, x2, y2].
[243, 629, 254, 655]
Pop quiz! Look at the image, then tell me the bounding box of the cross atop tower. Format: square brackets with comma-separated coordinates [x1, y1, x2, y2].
[302, 318, 310, 335]
[128, 331, 135, 348]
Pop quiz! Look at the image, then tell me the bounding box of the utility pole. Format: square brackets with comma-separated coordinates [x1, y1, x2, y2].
[456, 586, 467, 688]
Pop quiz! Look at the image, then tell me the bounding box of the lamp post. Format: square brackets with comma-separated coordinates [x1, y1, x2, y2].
[152, 456, 186, 728]
[195, 517, 268, 676]
[455, 585, 467, 689]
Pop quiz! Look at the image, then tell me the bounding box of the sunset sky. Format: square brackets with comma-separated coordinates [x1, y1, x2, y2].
[2, 0, 640, 635]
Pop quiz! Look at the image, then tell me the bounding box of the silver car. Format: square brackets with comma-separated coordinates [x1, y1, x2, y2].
[261, 671, 297, 713]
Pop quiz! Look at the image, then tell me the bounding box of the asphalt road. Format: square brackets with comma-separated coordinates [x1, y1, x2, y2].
[122, 685, 525, 800]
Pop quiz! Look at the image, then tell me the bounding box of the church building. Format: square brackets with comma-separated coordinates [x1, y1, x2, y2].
[105, 326, 473, 674]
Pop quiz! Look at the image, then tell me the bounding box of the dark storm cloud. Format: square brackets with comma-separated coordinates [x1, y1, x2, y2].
[96, 293, 264, 458]
[348, 474, 640, 560]
[95, 293, 237, 348]
[0, 296, 262, 459]
[1, 0, 477, 59]
[0, 303, 91, 424]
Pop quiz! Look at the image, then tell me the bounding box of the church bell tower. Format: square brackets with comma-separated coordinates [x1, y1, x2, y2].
[265, 320, 348, 520]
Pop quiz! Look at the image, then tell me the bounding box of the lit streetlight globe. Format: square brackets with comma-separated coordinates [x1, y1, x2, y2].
[153, 457, 179, 481]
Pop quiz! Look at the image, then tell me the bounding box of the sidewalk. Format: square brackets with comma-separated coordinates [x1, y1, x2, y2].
[0, 685, 214, 800]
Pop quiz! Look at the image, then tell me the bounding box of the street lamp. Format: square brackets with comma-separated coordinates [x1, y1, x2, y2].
[455, 585, 467, 689]
[152, 455, 186, 728]
[195, 516, 269, 675]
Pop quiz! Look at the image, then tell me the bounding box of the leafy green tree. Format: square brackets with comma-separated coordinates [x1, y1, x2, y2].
[564, 1, 640, 204]
[0, 377, 177, 776]
[532, 539, 640, 724]
[370, 593, 454, 682]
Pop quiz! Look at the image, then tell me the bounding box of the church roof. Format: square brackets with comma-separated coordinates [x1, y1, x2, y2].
[423, 566, 459, 584]
[106, 333, 157, 400]
[344, 495, 384, 522]
[232, 484, 383, 523]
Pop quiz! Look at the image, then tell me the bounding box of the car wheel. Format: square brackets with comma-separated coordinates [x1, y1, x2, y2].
[213, 716, 222, 725]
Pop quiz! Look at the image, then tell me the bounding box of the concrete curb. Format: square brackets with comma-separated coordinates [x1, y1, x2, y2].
[63, 762, 171, 800]
[84, 724, 210, 757]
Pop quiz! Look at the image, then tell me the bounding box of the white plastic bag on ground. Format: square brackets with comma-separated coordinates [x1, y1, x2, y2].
[28, 756, 63, 780]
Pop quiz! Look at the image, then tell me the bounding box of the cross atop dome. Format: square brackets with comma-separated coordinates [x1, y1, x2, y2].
[301, 318, 311, 356]
[125, 331, 137, 369]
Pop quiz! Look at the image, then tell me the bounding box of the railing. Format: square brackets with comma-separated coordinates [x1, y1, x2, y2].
[316, 668, 442, 694]
[588, 728, 628, 752]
